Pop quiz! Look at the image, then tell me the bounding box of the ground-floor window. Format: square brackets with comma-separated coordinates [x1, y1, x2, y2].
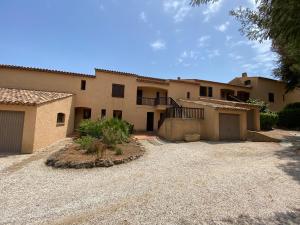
[83, 108, 91, 119]
[56, 113, 65, 126]
[101, 109, 106, 119]
[113, 110, 122, 119]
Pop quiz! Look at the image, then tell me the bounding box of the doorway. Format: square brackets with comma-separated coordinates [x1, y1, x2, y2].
[146, 112, 154, 131]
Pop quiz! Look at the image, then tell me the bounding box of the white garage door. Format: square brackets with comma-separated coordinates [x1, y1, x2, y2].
[0, 111, 24, 154]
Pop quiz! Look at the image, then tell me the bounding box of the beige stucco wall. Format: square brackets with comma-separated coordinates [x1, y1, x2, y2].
[0, 104, 37, 153]
[33, 96, 74, 151]
[158, 118, 201, 141]
[229, 76, 300, 112]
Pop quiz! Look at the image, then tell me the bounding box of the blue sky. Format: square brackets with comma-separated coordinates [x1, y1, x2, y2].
[0, 0, 276, 82]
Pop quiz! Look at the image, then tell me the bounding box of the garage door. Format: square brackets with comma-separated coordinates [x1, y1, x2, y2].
[219, 113, 240, 140]
[0, 111, 24, 154]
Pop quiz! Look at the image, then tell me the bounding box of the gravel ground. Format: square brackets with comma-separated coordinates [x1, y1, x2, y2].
[0, 138, 299, 225]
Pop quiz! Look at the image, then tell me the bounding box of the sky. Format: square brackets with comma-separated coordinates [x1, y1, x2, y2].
[0, 0, 277, 82]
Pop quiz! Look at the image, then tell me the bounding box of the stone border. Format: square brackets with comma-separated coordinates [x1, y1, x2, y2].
[45, 145, 145, 169]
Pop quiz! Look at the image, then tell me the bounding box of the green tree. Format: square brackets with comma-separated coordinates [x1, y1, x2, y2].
[191, 0, 300, 91]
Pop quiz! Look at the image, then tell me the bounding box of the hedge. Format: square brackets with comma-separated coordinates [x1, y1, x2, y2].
[260, 112, 278, 130]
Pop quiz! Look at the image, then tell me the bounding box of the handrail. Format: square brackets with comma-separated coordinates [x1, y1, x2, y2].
[136, 97, 175, 106]
[165, 107, 204, 120]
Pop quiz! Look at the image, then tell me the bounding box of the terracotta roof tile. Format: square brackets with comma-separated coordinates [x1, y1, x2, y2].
[0, 88, 73, 106]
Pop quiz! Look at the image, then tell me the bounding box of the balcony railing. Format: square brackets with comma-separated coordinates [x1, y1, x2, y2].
[136, 97, 170, 106]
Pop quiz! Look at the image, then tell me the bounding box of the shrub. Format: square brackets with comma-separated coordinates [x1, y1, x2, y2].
[278, 103, 300, 128]
[115, 147, 123, 155]
[75, 136, 97, 153]
[260, 112, 278, 130]
[77, 118, 132, 148]
[124, 121, 134, 134]
[77, 119, 103, 138]
[247, 98, 269, 113]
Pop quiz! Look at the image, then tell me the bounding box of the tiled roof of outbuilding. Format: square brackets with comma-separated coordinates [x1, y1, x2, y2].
[0, 88, 73, 106]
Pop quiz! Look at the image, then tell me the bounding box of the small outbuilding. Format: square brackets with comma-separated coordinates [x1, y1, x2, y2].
[0, 88, 74, 154]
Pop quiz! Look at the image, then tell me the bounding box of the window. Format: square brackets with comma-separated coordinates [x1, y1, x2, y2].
[200, 86, 212, 97]
[81, 80, 86, 90]
[208, 87, 213, 97]
[282, 94, 285, 102]
[101, 109, 106, 118]
[56, 113, 65, 126]
[186, 92, 190, 99]
[244, 80, 251, 86]
[83, 108, 91, 119]
[268, 93, 274, 103]
[113, 110, 122, 119]
[200, 86, 207, 96]
[112, 84, 125, 98]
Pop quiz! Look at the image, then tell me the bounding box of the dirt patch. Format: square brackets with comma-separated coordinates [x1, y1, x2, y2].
[46, 139, 145, 169]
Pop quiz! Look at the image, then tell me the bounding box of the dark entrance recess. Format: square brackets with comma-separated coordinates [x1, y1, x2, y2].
[146, 112, 154, 131]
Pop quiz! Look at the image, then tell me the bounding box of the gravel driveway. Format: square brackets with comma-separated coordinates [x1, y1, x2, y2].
[0, 138, 299, 225]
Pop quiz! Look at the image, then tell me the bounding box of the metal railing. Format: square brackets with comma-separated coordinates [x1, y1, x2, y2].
[165, 107, 204, 119]
[136, 97, 171, 106]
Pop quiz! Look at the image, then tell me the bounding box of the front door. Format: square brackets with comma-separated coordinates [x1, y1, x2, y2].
[146, 112, 154, 131]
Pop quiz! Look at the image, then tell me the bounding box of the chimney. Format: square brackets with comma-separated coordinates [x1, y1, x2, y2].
[242, 72, 247, 77]
[177, 77, 181, 80]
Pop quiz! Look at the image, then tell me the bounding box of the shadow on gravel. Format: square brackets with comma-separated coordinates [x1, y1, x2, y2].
[220, 209, 300, 225]
[177, 209, 300, 225]
[275, 135, 300, 184]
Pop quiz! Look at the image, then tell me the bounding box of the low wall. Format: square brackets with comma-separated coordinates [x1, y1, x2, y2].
[158, 118, 201, 141]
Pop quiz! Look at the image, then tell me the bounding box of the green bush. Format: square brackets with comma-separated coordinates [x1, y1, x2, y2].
[77, 119, 103, 138]
[77, 118, 132, 148]
[260, 112, 278, 130]
[278, 102, 300, 128]
[124, 121, 134, 134]
[247, 98, 269, 112]
[75, 135, 97, 154]
[115, 147, 123, 155]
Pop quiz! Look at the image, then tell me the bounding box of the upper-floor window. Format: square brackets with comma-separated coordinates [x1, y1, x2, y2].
[56, 113, 65, 126]
[244, 80, 251, 86]
[208, 87, 213, 97]
[112, 84, 125, 98]
[81, 80, 86, 90]
[200, 86, 213, 97]
[268, 93, 274, 103]
[187, 92, 190, 99]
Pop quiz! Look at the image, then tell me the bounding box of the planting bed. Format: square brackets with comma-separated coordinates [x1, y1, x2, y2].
[45, 139, 144, 169]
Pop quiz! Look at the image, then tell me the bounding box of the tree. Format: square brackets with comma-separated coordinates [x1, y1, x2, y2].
[191, 0, 300, 91]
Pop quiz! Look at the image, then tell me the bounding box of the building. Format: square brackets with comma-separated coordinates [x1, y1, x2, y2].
[0, 65, 299, 154]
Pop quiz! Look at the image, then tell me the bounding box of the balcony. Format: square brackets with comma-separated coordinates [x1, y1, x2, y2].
[136, 97, 168, 106]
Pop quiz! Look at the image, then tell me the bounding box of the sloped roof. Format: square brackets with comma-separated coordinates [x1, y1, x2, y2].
[0, 88, 73, 106]
[0, 64, 94, 78]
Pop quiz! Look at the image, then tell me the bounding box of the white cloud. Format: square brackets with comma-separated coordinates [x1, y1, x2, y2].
[208, 49, 220, 58]
[197, 35, 210, 47]
[150, 40, 166, 50]
[163, 0, 191, 23]
[226, 35, 232, 41]
[140, 11, 147, 22]
[178, 50, 201, 65]
[216, 21, 230, 32]
[203, 0, 224, 22]
[242, 39, 277, 73]
[228, 53, 243, 60]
